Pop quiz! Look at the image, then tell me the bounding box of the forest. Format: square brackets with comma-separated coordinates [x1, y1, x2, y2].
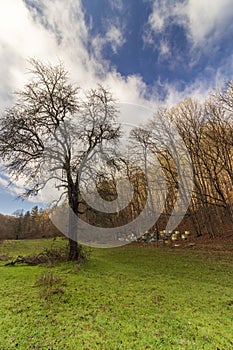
[0, 61, 232, 250]
[0, 206, 60, 240]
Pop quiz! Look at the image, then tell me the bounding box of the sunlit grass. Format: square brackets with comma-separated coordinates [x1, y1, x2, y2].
[0, 239, 233, 349]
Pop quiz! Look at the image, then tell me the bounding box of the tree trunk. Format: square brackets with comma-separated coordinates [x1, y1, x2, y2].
[68, 188, 80, 260]
[69, 238, 80, 260]
[68, 210, 80, 260]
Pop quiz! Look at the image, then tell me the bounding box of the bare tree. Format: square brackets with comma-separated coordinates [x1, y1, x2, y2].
[0, 60, 120, 259]
[129, 127, 162, 220]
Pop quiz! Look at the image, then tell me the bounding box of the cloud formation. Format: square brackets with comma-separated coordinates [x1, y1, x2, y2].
[180, 0, 233, 46]
[146, 0, 233, 47]
[0, 0, 147, 109]
[143, 0, 233, 101]
[1, 0, 232, 111]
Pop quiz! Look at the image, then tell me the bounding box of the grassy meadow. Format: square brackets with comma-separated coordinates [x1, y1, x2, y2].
[0, 238, 233, 349]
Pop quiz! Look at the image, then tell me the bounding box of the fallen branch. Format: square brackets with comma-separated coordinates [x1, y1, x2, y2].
[5, 247, 69, 266]
[5, 255, 36, 266]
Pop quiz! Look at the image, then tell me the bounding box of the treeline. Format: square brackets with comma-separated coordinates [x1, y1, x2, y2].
[82, 82, 233, 239]
[0, 214, 17, 240]
[150, 83, 233, 238]
[9, 206, 60, 240]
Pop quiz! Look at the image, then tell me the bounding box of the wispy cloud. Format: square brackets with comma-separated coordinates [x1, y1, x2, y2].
[107, 0, 123, 11]
[159, 40, 170, 57]
[144, 0, 233, 49]
[143, 0, 233, 93]
[179, 0, 233, 47]
[92, 23, 125, 63]
[0, 174, 36, 201]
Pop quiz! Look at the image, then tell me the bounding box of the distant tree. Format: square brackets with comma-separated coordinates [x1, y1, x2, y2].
[31, 205, 39, 236]
[0, 60, 120, 259]
[12, 209, 24, 240]
[23, 210, 31, 237]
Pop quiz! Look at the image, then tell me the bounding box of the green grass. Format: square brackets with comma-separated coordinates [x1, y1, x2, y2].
[0, 239, 233, 349]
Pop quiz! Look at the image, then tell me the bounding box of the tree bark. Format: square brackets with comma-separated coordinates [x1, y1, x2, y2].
[69, 238, 80, 260]
[68, 187, 80, 260]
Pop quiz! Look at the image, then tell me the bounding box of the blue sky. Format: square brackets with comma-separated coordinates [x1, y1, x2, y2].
[0, 0, 233, 215]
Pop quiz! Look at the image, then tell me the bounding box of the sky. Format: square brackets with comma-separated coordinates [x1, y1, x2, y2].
[0, 0, 233, 215]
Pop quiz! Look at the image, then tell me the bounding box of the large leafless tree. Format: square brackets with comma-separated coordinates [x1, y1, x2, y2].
[0, 60, 120, 259]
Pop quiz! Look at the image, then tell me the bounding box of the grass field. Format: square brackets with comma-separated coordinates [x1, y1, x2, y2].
[0, 238, 233, 349]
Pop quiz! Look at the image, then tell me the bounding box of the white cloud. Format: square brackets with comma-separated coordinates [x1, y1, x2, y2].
[148, 10, 165, 33]
[30, 0, 102, 86]
[0, 0, 129, 100]
[145, 0, 179, 36]
[159, 54, 233, 107]
[0, 176, 10, 189]
[0, 1, 56, 59]
[0, 174, 37, 201]
[145, 0, 233, 48]
[92, 24, 125, 63]
[106, 26, 125, 53]
[0, 0, 58, 107]
[105, 71, 149, 106]
[163, 80, 212, 107]
[0, 0, 231, 121]
[180, 0, 233, 46]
